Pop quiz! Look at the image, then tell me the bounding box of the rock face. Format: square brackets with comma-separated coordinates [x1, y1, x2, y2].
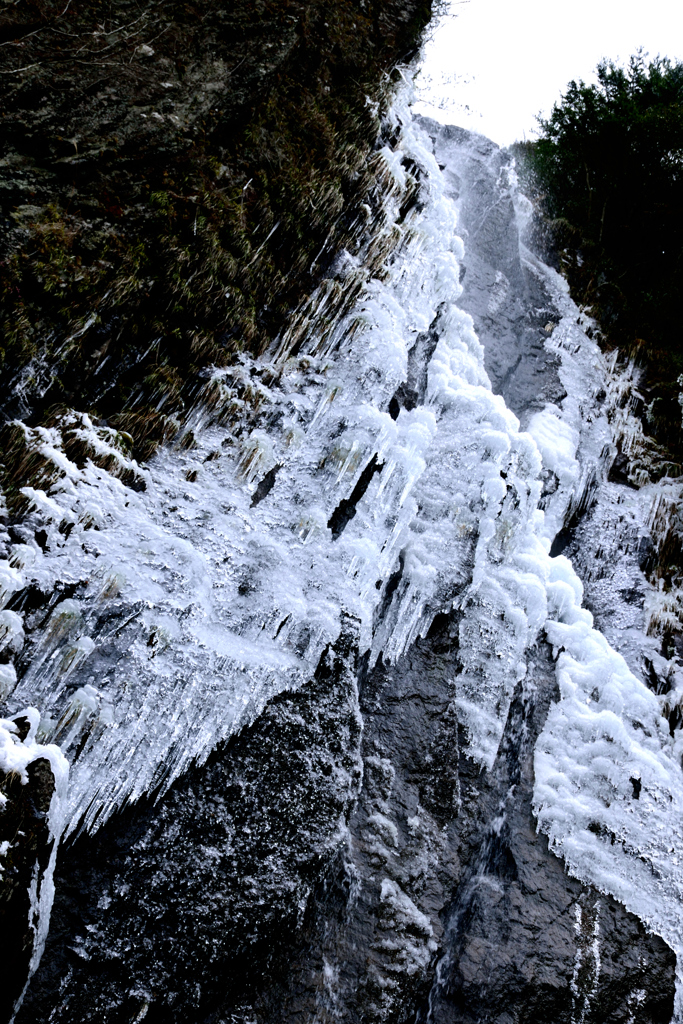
[419, 642, 674, 1024]
[17, 621, 676, 1024]
[0, 750, 54, 1018]
[16, 622, 364, 1023]
[0, 0, 431, 458]
[0, 714, 66, 1023]
[421, 121, 568, 427]
[4, 108, 680, 1024]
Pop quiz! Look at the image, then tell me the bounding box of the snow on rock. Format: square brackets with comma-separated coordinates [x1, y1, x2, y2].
[534, 558, 683, 1019]
[512, 175, 683, 1022]
[377, 876, 438, 972]
[423, 119, 683, 1018]
[527, 405, 579, 491]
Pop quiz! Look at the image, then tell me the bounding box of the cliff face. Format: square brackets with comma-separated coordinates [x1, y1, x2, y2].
[2, 10, 682, 1017]
[0, 741, 56, 1019]
[17, 616, 675, 1024]
[0, 0, 430, 457]
[0, 6, 437, 1016]
[10, 113, 680, 1024]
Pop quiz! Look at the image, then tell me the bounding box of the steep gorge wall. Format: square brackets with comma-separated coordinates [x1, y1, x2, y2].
[9, 112, 681, 1024]
[0, 0, 430, 456]
[0, 5, 436, 1012]
[1, 14, 682, 1017]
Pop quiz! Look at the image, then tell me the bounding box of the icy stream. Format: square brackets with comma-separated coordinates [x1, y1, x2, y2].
[3, 85, 683, 1017]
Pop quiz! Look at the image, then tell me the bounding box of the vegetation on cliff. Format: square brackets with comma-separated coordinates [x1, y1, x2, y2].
[0, 0, 431, 459]
[514, 53, 683, 462]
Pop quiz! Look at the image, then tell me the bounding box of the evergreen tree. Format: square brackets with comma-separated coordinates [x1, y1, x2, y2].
[517, 53, 683, 451]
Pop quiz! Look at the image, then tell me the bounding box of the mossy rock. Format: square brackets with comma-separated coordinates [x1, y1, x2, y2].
[0, 0, 432, 458]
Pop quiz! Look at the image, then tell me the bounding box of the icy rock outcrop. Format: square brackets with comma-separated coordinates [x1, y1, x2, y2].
[15, 105, 680, 1024]
[15, 622, 363, 1023]
[4, 90, 545, 837]
[19, 609, 674, 1024]
[0, 711, 68, 1022]
[425, 117, 683, 1017]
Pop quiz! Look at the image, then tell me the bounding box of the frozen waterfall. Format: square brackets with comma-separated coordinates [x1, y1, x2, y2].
[3, 82, 683, 1018]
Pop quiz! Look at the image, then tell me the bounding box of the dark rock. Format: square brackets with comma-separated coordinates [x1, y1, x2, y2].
[0, 0, 433, 461]
[638, 534, 656, 574]
[251, 463, 282, 507]
[17, 619, 363, 1024]
[0, 734, 56, 1023]
[328, 454, 384, 540]
[608, 452, 638, 488]
[420, 645, 675, 1024]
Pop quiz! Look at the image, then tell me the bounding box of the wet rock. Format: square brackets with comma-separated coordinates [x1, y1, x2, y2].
[0, 733, 56, 1022]
[420, 647, 675, 1024]
[608, 451, 638, 488]
[248, 617, 675, 1024]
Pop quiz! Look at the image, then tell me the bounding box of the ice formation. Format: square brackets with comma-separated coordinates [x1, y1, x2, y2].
[3, 87, 544, 833]
[3, 80, 683, 1018]
[527, 302, 683, 1017]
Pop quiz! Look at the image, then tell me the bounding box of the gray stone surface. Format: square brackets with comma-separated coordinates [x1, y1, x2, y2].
[419, 119, 568, 429]
[0, 722, 57, 1023]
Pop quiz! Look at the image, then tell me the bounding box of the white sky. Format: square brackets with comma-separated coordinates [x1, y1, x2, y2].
[414, 0, 683, 146]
